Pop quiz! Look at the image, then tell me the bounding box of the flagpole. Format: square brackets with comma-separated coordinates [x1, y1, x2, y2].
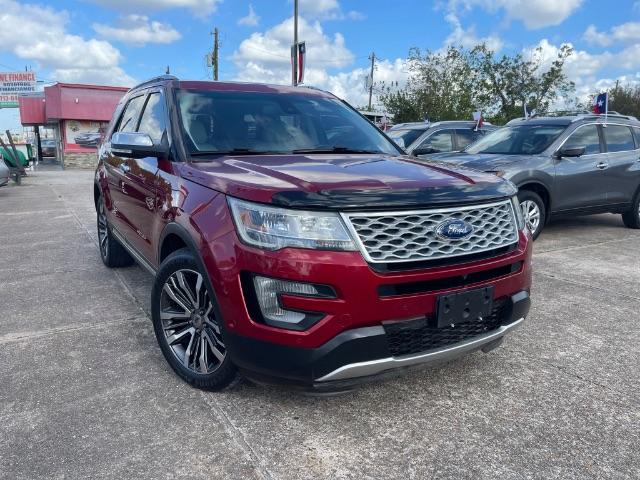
[605, 90, 608, 126]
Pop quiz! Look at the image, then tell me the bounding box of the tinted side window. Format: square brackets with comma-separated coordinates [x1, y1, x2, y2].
[605, 125, 635, 152]
[117, 95, 146, 133]
[563, 124, 601, 155]
[137, 93, 166, 144]
[455, 129, 482, 149]
[423, 130, 453, 152]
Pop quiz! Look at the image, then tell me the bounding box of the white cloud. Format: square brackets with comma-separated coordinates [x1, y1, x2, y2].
[93, 15, 181, 46]
[238, 4, 260, 27]
[0, 0, 135, 86]
[584, 22, 640, 47]
[443, 13, 503, 51]
[232, 16, 405, 109]
[90, 0, 222, 17]
[447, 0, 583, 29]
[292, 0, 364, 21]
[234, 16, 354, 71]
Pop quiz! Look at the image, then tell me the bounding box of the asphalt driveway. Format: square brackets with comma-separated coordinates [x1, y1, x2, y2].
[1, 169, 638, 479]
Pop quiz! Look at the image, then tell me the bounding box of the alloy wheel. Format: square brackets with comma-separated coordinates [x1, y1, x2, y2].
[160, 269, 226, 374]
[97, 201, 109, 259]
[520, 199, 541, 234]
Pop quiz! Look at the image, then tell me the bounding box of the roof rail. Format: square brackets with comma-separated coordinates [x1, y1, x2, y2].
[571, 112, 639, 122]
[130, 74, 178, 91]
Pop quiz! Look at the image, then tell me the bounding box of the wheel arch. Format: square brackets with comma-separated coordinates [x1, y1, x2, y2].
[517, 181, 552, 221]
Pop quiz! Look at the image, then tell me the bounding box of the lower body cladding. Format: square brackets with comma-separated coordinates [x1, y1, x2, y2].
[224, 291, 531, 392]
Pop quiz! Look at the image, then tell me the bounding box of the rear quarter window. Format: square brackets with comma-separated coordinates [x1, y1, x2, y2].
[605, 125, 635, 152]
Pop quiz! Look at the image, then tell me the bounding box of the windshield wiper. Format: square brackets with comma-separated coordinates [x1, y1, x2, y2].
[190, 148, 285, 157]
[291, 146, 383, 155]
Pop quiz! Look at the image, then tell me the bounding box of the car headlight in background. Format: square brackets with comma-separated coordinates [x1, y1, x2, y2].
[511, 195, 525, 230]
[228, 198, 357, 251]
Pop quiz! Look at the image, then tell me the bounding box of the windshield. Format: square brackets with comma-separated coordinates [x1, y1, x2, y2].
[465, 125, 566, 155]
[387, 128, 428, 147]
[175, 89, 401, 157]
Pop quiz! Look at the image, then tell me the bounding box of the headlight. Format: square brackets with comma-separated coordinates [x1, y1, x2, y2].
[228, 197, 357, 251]
[511, 195, 525, 230]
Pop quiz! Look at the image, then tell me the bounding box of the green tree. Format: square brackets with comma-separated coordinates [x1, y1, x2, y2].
[470, 44, 575, 124]
[609, 82, 640, 118]
[381, 43, 576, 125]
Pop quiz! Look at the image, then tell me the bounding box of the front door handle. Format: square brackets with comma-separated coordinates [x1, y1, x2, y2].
[596, 161, 608, 170]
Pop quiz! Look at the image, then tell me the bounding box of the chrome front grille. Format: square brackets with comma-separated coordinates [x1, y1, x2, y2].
[342, 201, 519, 264]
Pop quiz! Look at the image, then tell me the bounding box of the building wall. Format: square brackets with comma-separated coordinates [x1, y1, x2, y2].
[44, 83, 128, 122]
[63, 151, 98, 169]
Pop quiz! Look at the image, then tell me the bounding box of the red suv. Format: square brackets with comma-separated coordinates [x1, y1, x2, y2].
[94, 76, 532, 392]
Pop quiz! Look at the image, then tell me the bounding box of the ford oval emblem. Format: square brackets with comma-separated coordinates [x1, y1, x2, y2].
[435, 218, 474, 240]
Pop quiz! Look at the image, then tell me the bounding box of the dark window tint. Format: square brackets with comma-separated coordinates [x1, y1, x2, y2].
[117, 95, 146, 133]
[466, 125, 566, 155]
[632, 127, 640, 147]
[175, 90, 400, 156]
[563, 124, 601, 155]
[605, 125, 635, 152]
[421, 130, 453, 152]
[138, 93, 166, 144]
[455, 129, 483, 149]
[388, 128, 428, 147]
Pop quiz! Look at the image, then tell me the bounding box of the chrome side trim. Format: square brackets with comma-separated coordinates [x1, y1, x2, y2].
[315, 318, 524, 382]
[111, 227, 157, 275]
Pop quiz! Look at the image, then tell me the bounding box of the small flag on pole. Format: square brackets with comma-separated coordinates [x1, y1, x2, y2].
[291, 41, 306, 86]
[592, 91, 608, 125]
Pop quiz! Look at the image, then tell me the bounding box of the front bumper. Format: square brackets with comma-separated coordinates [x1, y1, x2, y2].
[225, 290, 530, 391]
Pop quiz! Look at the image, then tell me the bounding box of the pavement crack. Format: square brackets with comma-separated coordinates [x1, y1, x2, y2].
[0, 316, 147, 345]
[199, 393, 277, 480]
[536, 271, 640, 301]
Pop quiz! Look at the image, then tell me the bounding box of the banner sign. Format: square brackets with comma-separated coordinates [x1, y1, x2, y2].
[0, 72, 37, 108]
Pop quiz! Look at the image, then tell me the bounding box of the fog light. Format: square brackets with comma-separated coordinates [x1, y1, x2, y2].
[252, 276, 332, 330]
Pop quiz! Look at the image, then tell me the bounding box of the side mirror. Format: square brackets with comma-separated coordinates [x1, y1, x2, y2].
[555, 146, 586, 158]
[412, 146, 438, 156]
[111, 132, 167, 158]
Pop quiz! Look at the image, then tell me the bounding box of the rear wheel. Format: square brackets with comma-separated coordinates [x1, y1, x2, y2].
[97, 196, 134, 268]
[151, 249, 238, 391]
[518, 190, 546, 240]
[621, 191, 640, 229]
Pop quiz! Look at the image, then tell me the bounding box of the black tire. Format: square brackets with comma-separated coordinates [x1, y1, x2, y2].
[96, 196, 134, 268]
[151, 249, 238, 391]
[621, 190, 640, 229]
[518, 190, 546, 240]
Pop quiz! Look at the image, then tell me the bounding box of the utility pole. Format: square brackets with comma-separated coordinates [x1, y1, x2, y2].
[292, 0, 298, 86]
[212, 27, 219, 81]
[368, 52, 376, 110]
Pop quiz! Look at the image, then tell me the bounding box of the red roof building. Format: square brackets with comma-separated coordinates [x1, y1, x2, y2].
[18, 82, 128, 168]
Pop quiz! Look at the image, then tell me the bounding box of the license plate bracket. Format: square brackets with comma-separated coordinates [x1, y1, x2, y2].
[436, 286, 494, 328]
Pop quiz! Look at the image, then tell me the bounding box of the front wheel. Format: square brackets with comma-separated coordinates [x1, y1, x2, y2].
[518, 190, 546, 240]
[151, 249, 238, 391]
[621, 191, 640, 229]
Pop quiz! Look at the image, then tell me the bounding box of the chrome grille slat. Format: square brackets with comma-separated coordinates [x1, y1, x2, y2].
[342, 201, 519, 263]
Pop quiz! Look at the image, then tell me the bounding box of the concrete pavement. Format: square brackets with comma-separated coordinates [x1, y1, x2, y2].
[1, 169, 638, 479]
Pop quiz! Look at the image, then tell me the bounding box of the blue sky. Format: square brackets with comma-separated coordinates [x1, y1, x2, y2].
[2, 0, 640, 129]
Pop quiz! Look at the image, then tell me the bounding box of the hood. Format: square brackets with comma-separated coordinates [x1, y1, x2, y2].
[180, 154, 516, 210]
[428, 152, 531, 171]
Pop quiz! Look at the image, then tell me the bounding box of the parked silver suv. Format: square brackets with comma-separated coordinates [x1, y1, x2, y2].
[427, 113, 640, 238]
[388, 121, 496, 156]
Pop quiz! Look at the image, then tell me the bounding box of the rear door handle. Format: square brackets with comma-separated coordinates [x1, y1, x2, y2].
[596, 161, 608, 170]
[119, 163, 130, 174]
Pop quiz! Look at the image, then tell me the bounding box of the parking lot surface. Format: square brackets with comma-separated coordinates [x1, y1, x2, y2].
[1, 169, 638, 479]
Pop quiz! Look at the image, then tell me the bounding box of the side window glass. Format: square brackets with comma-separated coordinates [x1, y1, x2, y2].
[455, 129, 481, 150]
[137, 93, 166, 144]
[117, 95, 146, 133]
[563, 125, 601, 155]
[605, 125, 635, 152]
[422, 130, 453, 152]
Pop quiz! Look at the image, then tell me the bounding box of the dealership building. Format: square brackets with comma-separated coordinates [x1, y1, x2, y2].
[18, 82, 128, 168]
